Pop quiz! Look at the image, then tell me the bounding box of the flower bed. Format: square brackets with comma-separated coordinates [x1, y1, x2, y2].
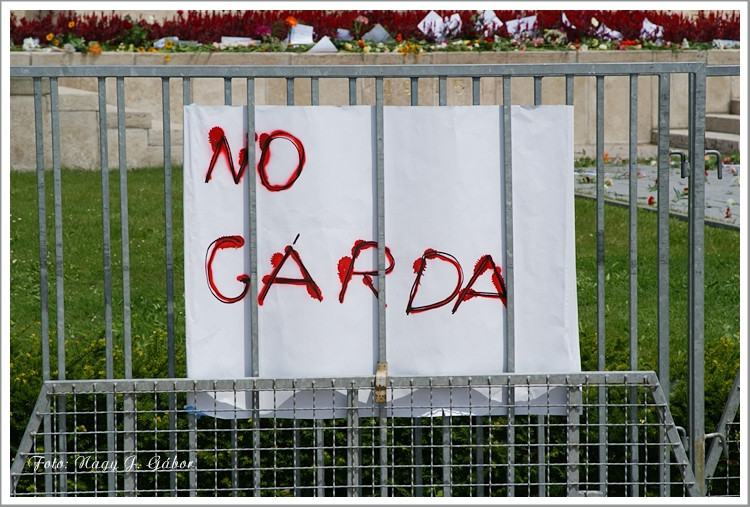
[11, 9, 740, 55]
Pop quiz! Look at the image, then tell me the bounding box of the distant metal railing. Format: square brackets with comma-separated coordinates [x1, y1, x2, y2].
[8, 62, 740, 497]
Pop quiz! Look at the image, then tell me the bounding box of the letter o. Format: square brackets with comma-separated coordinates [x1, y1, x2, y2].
[257, 130, 306, 192]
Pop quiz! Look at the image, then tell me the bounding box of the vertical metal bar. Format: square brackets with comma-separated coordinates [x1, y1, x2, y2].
[472, 76, 480, 105]
[349, 77, 357, 105]
[224, 77, 232, 106]
[688, 66, 707, 496]
[502, 76, 514, 373]
[32, 76, 53, 496]
[315, 420, 325, 496]
[565, 75, 574, 106]
[252, 389, 261, 496]
[414, 417, 423, 496]
[439, 75, 447, 106]
[231, 416, 239, 496]
[115, 77, 132, 378]
[347, 388, 360, 497]
[627, 74, 640, 497]
[225, 76, 236, 104]
[375, 76, 388, 497]
[227, 62, 239, 488]
[566, 380, 580, 496]
[96, 77, 117, 497]
[49, 77, 68, 496]
[532, 78, 547, 496]
[311, 77, 319, 105]
[246, 81, 262, 496]
[475, 416, 484, 496]
[293, 418, 301, 496]
[409, 74, 423, 493]
[656, 73, 671, 497]
[184, 79, 197, 497]
[287, 77, 294, 105]
[375, 78, 386, 373]
[183, 77, 191, 105]
[161, 76, 178, 495]
[247, 79, 259, 379]
[534, 76, 542, 105]
[538, 415, 546, 496]
[502, 77, 516, 497]
[442, 414, 452, 497]
[657, 73, 671, 414]
[595, 75, 607, 494]
[116, 76, 136, 496]
[188, 398, 198, 497]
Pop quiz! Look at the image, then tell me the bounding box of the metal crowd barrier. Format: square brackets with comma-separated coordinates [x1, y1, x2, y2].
[8, 62, 740, 497]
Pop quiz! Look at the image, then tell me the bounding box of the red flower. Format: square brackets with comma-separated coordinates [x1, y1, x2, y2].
[648, 196, 655, 206]
[725, 207, 731, 218]
[285, 16, 298, 27]
[396, 33, 403, 43]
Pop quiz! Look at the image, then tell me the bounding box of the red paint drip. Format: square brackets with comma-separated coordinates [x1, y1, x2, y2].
[208, 126, 224, 150]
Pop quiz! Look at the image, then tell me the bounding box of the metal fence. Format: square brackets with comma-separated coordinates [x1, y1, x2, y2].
[11, 372, 701, 497]
[8, 61, 741, 497]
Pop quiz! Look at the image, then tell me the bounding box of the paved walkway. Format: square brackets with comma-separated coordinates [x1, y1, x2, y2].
[574, 162, 741, 228]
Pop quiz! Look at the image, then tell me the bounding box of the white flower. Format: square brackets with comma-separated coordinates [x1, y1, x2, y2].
[22, 37, 40, 50]
[681, 38, 690, 49]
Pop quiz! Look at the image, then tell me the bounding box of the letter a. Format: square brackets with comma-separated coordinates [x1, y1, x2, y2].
[258, 243, 323, 305]
[451, 254, 507, 313]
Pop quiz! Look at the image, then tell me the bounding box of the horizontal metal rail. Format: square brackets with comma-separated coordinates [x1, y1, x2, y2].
[10, 62, 710, 79]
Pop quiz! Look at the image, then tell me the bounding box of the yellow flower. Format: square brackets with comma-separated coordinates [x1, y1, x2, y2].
[164, 54, 171, 63]
[45, 32, 54, 41]
[68, 21, 75, 29]
[164, 38, 174, 49]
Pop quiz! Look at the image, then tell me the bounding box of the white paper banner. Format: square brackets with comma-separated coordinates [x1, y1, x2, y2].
[183, 105, 580, 418]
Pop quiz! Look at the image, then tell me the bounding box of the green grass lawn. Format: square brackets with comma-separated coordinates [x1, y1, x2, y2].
[9, 167, 740, 455]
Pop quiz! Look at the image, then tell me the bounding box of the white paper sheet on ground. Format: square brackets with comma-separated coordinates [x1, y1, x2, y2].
[640, 18, 664, 41]
[288, 23, 314, 45]
[220, 36, 256, 46]
[505, 15, 537, 38]
[418, 10, 444, 38]
[336, 28, 353, 40]
[307, 35, 338, 53]
[596, 23, 623, 41]
[362, 23, 395, 42]
[480, 10, 503, 35]
[183, 105, 579, 418]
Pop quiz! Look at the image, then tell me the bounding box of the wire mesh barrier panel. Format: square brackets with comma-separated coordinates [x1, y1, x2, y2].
[8, 62, 741, 498]
[11, 373, 700, 497]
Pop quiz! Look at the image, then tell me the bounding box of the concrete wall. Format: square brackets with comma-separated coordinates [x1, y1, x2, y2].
[10, 49, 740, 170]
